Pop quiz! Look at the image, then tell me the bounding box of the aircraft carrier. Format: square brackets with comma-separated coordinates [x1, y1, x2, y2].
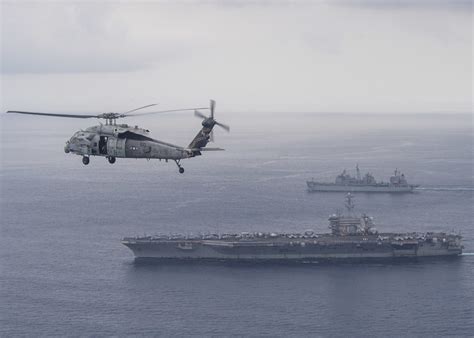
[307, 165, 419, 193]
[122, 194, 462, 262]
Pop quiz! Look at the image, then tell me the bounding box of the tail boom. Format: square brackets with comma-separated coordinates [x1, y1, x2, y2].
[187, 119, 216, 156]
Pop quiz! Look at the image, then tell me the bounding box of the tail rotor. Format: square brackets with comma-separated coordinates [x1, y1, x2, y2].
[194, 99, 229, 142]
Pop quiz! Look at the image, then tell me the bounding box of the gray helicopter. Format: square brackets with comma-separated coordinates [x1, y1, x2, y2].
[6, 100, 229, 173]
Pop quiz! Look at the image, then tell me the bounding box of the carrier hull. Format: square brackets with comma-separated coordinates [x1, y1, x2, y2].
[123, 195, 461, 263]
[122, 233, 462, 262]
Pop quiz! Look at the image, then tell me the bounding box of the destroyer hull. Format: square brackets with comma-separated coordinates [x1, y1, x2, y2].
[307, 183, 416, 193]
[122, 235, 462, 262]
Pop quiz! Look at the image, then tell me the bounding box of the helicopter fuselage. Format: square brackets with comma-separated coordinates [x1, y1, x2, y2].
[65, 124, 192, 161]
[8, 99, 227, 173]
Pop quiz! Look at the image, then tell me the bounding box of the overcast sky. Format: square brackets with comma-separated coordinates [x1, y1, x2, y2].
[1, 0, 472, 114]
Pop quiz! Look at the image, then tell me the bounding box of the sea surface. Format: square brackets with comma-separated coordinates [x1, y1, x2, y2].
[1, 112, 473, 337]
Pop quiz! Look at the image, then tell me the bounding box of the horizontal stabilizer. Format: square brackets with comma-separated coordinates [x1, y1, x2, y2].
[201, 147, 225, 151]
[188, 147, 225, 152]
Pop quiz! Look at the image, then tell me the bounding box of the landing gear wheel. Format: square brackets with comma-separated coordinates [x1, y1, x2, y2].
[82, 156, 90, 165]
[108, 156, 116, 164]
[174, 160, 185, 174]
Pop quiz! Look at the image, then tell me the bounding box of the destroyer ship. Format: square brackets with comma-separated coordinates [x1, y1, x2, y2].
[307, 165, 419, 193]
[122, 194, 462, 262]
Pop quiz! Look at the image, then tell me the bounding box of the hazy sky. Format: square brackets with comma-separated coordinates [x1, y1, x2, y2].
[1, 0, 472, 114]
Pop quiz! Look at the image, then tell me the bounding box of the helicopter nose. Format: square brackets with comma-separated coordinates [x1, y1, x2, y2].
[64, 141, 70, 153]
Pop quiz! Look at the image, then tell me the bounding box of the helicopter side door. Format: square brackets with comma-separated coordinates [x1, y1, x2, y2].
[107, 137, 126, 158]
[90, 135, 101, 155]
[99, 136, 108, 155]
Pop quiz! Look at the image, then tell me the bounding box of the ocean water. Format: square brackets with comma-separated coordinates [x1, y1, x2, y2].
[1, 112, 473, 336]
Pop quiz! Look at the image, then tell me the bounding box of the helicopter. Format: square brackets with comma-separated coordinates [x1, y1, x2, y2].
[6, 99, 229, 173]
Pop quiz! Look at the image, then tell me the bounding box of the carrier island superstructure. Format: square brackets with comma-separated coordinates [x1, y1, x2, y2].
[122, 194, 462, 262]
[307, 165, 419, 193]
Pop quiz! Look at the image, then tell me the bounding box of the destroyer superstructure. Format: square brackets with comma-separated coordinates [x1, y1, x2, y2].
[307, 165, 419, 193]
[122, 194, 462, 262]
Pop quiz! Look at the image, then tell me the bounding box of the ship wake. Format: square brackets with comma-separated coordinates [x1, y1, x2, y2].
[416, 186, 474, 192]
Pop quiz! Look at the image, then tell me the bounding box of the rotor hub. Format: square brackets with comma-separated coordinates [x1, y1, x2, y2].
[202, 118, 216, 128]
[98, 112, 121, 120]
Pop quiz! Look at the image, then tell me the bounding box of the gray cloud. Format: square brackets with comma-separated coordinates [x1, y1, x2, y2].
[1, 2, 193, 74]
[333, 0, 473, 10]
[1, 1, 471, 113]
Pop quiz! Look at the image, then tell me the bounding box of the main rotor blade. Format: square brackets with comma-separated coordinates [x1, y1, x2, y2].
[194, 109, 207, 119]
[122, 103, 158, 115]
[6, 111, 98, 118]
[215, 121, 230, 132]
[129, 107, 208, 117]
[210, 99, 215, 119]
